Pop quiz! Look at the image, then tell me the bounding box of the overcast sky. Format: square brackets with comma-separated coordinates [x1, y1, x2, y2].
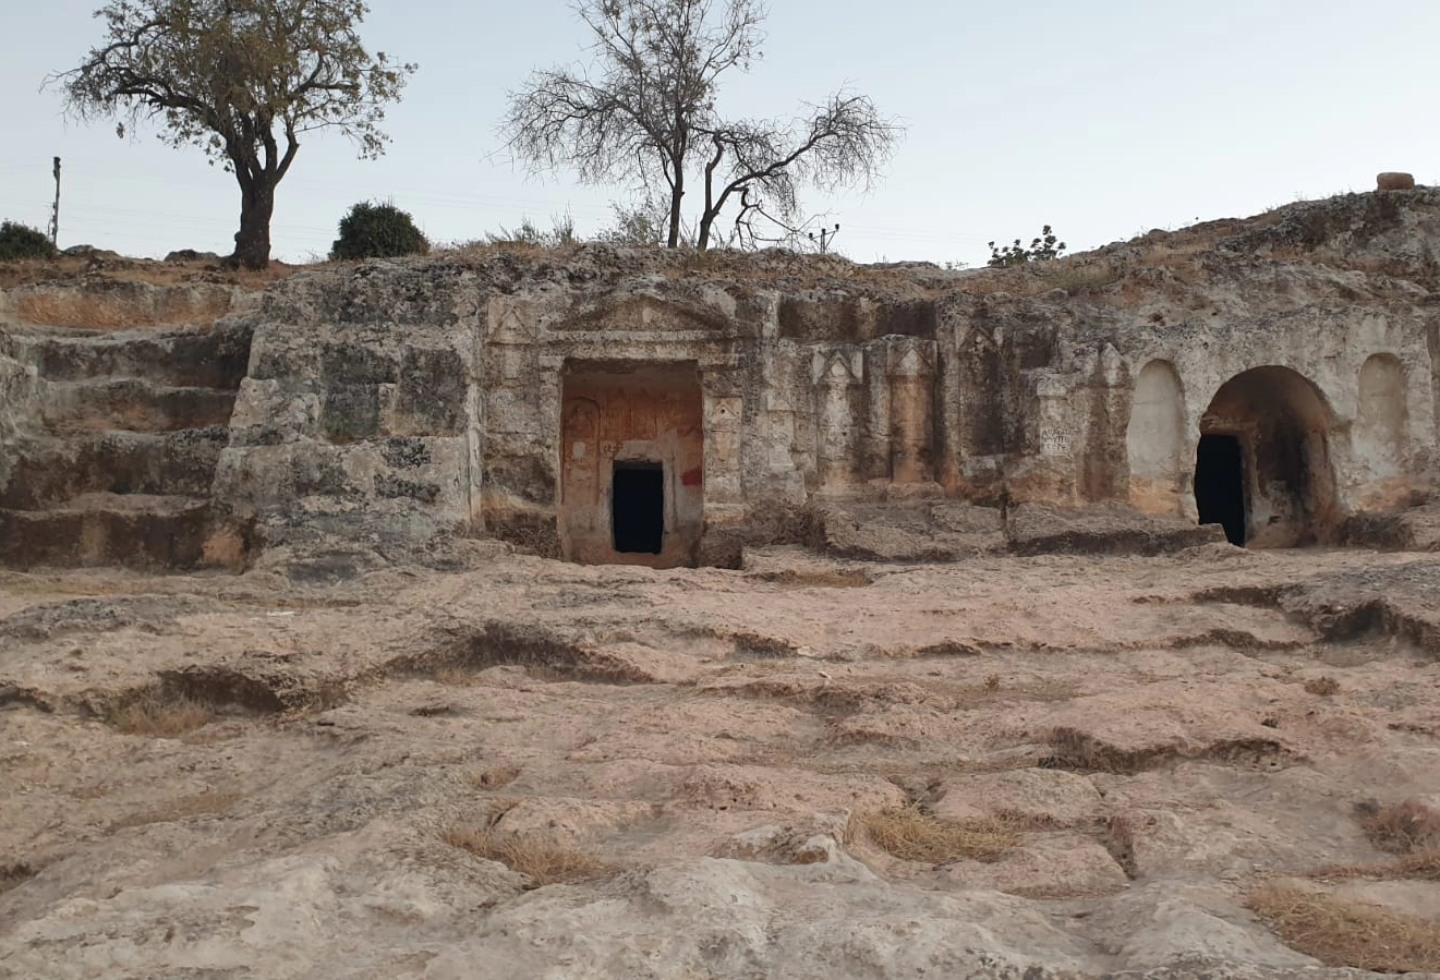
[2, 0, 1438, 266]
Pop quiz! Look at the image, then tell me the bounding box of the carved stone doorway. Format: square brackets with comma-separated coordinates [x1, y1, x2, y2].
[559, 361, 703, 567]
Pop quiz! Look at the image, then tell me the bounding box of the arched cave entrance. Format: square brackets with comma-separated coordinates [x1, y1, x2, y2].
[1194, 366, 1337, 547]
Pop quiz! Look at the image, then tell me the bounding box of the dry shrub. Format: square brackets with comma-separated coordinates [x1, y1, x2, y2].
[471, 765, 522, 790]
[860, 806, 1020, 864]
[441, 827, 611, 885]
[1392, 848, 1440, 880]
[1247, 883, 1440, 973]
[1355, 799, 1440, 854]
[0, 255, 301, 291]
[1031, 259, 1124, 296]
[1309, 847, 1440, 883]
[105, 690, 212, 737]
[110, 790, 240, 830]
[1303, 676, 1341, 697]
[433, 667, 477, 686]
[15, 291, 232, 330]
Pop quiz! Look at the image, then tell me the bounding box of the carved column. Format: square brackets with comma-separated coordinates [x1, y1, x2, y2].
[888, 339, 937, 483]
[814, 348, 862, 490]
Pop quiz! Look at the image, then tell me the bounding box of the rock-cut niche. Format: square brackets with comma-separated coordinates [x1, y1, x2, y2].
[558, 360, 704, 568]
[1125, 359, 1187, 514]
[1194, 365, 1337, 547]
[1354, 353, 1409, 484]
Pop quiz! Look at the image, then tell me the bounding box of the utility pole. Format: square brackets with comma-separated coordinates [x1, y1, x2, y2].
[47, 157, 61, 248]
[808, 222, 839, 254]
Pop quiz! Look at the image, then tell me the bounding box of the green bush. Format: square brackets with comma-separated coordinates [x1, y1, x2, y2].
[0, 221, 56, 260]
[987, 224, 1065, 268]
[330, 201, 429, 260]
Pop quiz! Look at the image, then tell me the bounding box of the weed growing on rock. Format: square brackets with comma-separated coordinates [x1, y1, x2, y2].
[1354, 798, 1440, 854]
[104, 690, 212, 737]
[1247, 884, 1440, 972]
[860, 806, 1019, 864]
[441, 828, 612, 886]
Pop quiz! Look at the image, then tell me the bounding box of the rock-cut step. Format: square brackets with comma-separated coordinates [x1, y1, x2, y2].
[4, 322, 252, 390]
[0, 494, 212, 569]
[40, 379, 237, 434]
[0, 428, 229, 509]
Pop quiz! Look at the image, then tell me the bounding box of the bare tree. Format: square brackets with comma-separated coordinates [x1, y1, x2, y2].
[503, 0, 900, 251]
[52, 0, 415, 269]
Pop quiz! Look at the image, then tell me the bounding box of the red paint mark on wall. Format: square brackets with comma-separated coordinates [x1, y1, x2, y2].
[681, 467, 704, 487]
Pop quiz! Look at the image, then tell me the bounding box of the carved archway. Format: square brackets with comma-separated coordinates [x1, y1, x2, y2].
[1195, 366, 1337, 547]
[1125, 360, 1187, 514]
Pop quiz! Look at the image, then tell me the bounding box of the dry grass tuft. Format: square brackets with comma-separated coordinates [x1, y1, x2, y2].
[441, 827, 611, 885]
[1355, 799, 1440, 854]
[110, 790, 240, 830]
[105, 690, 213, 737]
[0, 254, 302, 291]
[1031, 259, 1125, 295]
[1303, 676, 1341, 697]
[1309, 847, 1440, 884]
[859, 806, 1020, 864]
[15, 292, 232, 329]
[433, 667, 477, 686]
[1247, 883, 1440, 973]
[1392, 848, 1440, 880]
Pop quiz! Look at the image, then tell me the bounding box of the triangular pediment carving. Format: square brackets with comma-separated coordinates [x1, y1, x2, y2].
[489, 302, 533, 344]
[813, 348, 861, 385]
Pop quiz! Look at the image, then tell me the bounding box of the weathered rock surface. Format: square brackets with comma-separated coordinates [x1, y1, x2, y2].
[3, 546, 1439, 977]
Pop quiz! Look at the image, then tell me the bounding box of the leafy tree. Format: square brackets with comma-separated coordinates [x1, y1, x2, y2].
[53, 0, 416, 270]
[0, 221, 57, 260]
[987, 225, 1066, 268]
[503, 0, 900, 251]
[330, 201, 428, 260]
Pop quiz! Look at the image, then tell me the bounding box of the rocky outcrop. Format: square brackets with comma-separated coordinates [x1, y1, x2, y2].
[0, 321, 252, 570]
[4, 189, 1439, 574]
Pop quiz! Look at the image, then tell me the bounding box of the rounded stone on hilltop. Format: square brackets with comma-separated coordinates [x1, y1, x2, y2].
[1377, 172, 1416, 191]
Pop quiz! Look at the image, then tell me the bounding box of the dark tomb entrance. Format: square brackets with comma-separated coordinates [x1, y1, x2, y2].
[1195, 433, 1247, 545]
[612, 462, 665, 555]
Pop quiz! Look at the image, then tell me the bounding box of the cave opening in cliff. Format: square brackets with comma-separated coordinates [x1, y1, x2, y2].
[1195, 434, 1247, 545]
[612, 461, 665, 554]
[1196, 366, 1337, 547]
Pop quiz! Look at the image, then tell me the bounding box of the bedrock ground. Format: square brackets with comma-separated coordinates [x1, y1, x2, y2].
[2, 544, 1439, 978]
